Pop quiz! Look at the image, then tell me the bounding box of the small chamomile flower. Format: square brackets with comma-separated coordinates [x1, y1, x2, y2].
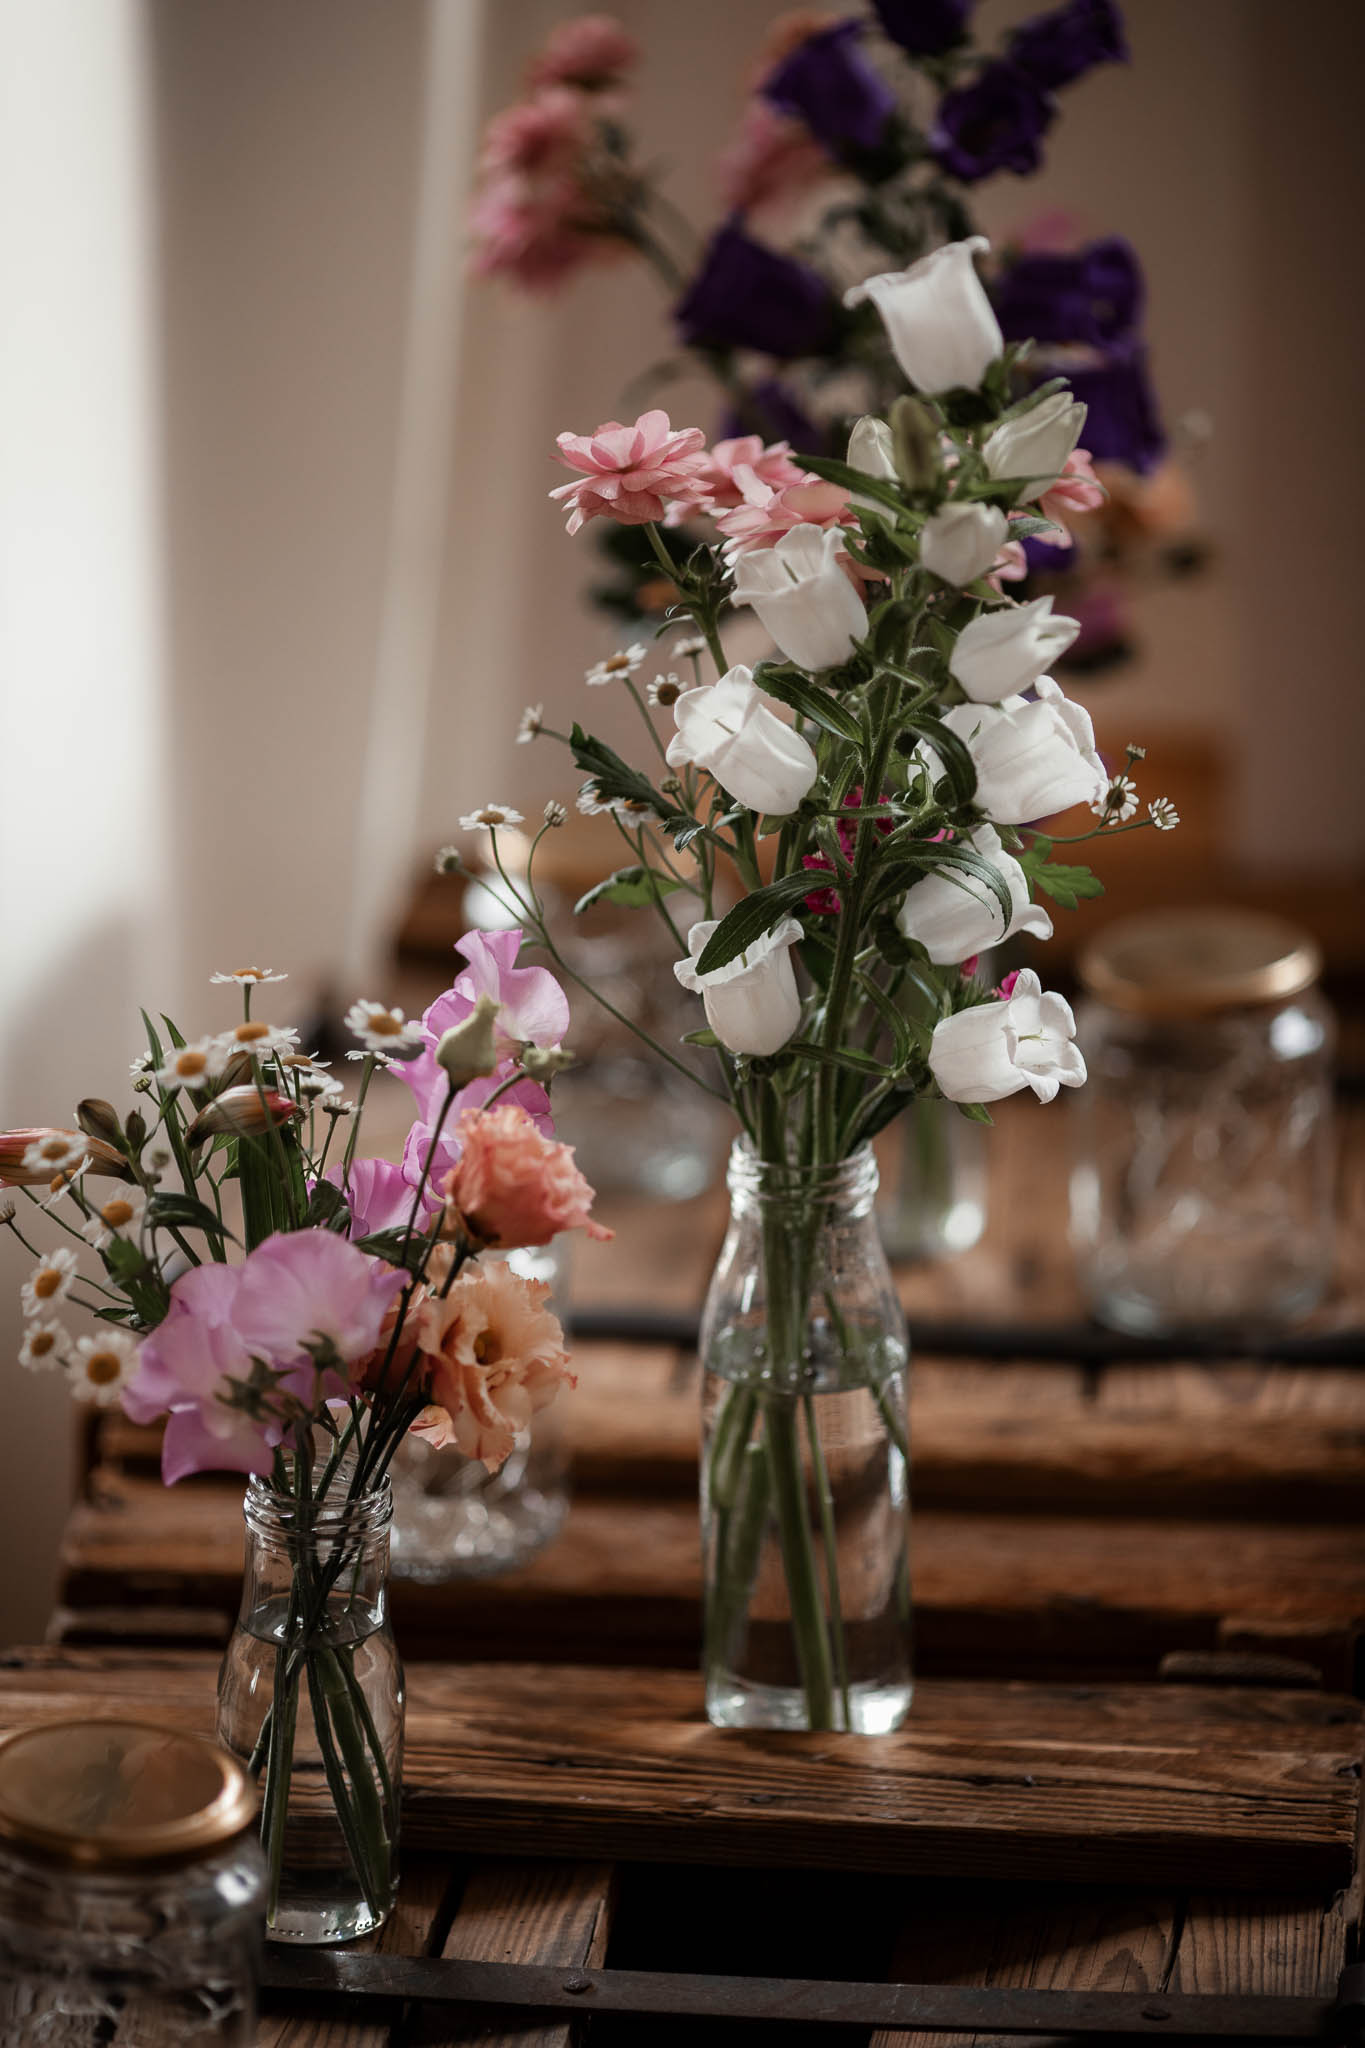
[81, 1186, 146, 1251]
[40, 1164, 88, 1211]
[435, 845, 463, 875]
[21, 1132, 89, 1178]
[516, 705, 545, 744]
[129, 1052, 153, 1078]
[671, 634, 706, 660]
[295, 1067, 344, 1104]
[210, 967, 287, 986]
[647, 673, 683, 709]
[153, 1039, 229, 1093]
[576, 784, 650, 821]
[1148, 797, 1180, 830]
[1092, 774, 1138, 824]
[213, 1021, 301, 1061]
[543, 799, 568, 828]
[19, 1320, 70, 1372]
[585, 643, 646, 687]
[67, 1330, 138, 1407]
[459, 803, 525, 832]
[344, 1002, 425, 1056]
[21, 1248, 79, 1318]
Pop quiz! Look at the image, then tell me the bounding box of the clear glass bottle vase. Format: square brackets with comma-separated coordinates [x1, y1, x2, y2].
[700, 1141, 912, 1734]
[216, 1453, 403, 1944]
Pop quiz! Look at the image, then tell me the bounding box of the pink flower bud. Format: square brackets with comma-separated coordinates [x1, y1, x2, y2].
[185, 1088, 303, 1147]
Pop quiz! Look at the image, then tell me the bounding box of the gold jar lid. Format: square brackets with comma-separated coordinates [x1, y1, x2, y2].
[0, 1719, 256, 1871]
[1079, 907, 1322, 1018]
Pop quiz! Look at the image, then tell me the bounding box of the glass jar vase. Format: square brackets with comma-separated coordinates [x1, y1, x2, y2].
[1070, 908, 1337, 1331]
[0, 1717, 264, 2041]
[700, 1141, 912, 1735]
[216, 1452, 403, 1945]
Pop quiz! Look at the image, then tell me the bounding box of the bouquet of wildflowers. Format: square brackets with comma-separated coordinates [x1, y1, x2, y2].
[470, 0, 1200, 669]
[444, 233, 1177, 1730]
[2, 938, 602, 1926]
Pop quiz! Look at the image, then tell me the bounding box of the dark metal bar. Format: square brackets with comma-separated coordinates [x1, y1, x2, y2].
[259, 1951, 1337, 2037]
[572, 1303, 1365, 1366]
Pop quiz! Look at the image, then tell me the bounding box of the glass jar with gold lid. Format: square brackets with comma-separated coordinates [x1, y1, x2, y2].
[1069, 907, 1336, 1331]
[0, 1716, 264, 2041]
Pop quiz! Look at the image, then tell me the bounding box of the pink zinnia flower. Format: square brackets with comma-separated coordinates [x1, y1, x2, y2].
[715, 476, 852, 554]
[696, 434, 808, 512]
[412, 1258, 575, 1472]
[1036, 449, 1106, 544]
[526, 14, 638, 93]
[550, 410, 710, 534]
[717, 99, 833, 219]
[443, 1104, 610, 1249]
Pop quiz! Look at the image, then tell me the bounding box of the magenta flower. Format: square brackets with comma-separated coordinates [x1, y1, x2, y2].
[233, 1231, 406, 1372]
[549, 410, 710, 534]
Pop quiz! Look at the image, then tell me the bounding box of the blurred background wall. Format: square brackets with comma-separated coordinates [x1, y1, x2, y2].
[1, 0, 1362, 1643]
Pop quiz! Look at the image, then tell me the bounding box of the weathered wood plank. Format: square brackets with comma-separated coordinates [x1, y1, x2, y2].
[56, 1474, 1365, 1685]
[414, 1861, 615, 2047]
[0, 1650, 1359, 1891]
[255, 1857, 453, 2047]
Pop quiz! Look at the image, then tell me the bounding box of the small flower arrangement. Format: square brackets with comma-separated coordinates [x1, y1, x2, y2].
[2, 937, 601, 1919]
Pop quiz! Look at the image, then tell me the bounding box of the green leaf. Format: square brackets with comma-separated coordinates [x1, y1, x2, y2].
[755, 668, 866, 746]
[160, 1014, 187, 1051]
[354, 1226, 432, 1276]
[1021, 858, 1105, 910]
[875, 842, 1015, 933]
[897, 713, 978, 806]
[799, 453, 906, 513]
[670, 817, 707, 853]
[146, 1192, 237, 1242]
[304, 1178, 353, 1233]
[570, 725, 673, 822]
[139, 1009, 164, 1072]
[693, 872, 814, 976]
[575, 866, 685, 915]
[788, 1039, 895, 1078]
[681, 1027, 721, 1048]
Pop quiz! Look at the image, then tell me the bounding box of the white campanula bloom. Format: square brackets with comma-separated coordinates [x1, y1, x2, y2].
[67, 1329, 139, 1407]
[930, 969, 1086, 1104]
[897, 825, 1052, 965]
[983, 392, 1087, 500]
[843, 237, 1003, 395]
[729, 525, 867, 674]
[20, 1246, 79, 1318]
[81, 1185, 146, 1251]
[920, 502, 1010, 587]
[949, 596, 1080, 703]
[939, 678, 1108, 823]
[846, 416, 899, 512]
[674, 917, 803, 1058]
[666, 665, 818, 817]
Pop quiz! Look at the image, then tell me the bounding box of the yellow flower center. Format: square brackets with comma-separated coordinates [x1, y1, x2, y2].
[38, 1139, 70, 1162]
[34, 1270, 61, 1300]
[472, 1331, 501, 1366]
[368, 1013, 404, 1037]
[101, 1199, 135, 1229]
[84, 1351, 122, 1386]
[605, 653, 631, 672]
[235, 968, 266, 981]
[28, 1330, 55, 1358]
[234, 1022, 271, 1044]
[473, 809, 506, 828]
[176, 1050, 210, 1076]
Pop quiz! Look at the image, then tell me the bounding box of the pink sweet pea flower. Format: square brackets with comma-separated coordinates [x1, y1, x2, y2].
[232, 1231, 406, 1376]
[526, 14, 638, 93]
[398, 929, 569, 1126]
[323, 1157, 435, 1241]
[123, 1265, 277, 1486]
[401, 1065, 553, 1198]
[549, 410, 711, 534]
[1036, 448, 1106, 544]
[442, 1104, 610, 1249]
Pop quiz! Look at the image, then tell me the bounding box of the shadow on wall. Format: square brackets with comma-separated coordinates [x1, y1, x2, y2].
[0, 916, 160, 1650]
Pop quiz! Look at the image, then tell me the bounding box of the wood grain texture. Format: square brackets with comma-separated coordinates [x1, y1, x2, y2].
[416, 1861, 615, 2047]
[0, 1649, 1360, 1892]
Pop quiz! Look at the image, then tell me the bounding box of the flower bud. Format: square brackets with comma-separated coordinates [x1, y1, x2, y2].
[185, 1088, 303, 1147]
[435, 995, 500, 1086]
[0, 1129, 132, 1185]
[76, 1099, 126, 1151]
[520, 1043, 575, 1082]
[889, 395, 940, 492]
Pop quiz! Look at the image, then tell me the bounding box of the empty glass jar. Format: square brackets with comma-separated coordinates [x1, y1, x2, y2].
[0, 1717, 264, 2041]
[1070, 908, 1336, 1331]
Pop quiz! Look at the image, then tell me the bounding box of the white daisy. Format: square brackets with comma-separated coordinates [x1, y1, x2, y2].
[40, 1162, 89, 1211]
[21, 1132, 89, 1178]
[585, 643, 646, 687]
[210, 966, 287, 986]
[129, 1052, 153, 1077]
[295, 1067, 344, 1104]
[21, 1247, 79, 1318]
[153, 1038, 229, 1093]
[20, 1320, 70, 1372]
[647, 672, 684, 709]
[81, 1185, 146, 1251]
[516, 704, 545, 744]
[344, 1001, 426, 1056]
[212, 1021, 301, 1061]
[434, 845, 463, 875]
[1091, 774, 1139, 824]
[458, 803, 525, 832]
[1148, 797, 1180, 831]
[576, 784, 650, 822]
[671, 634, 706, 661]
[543, 799, 568, 828]
[67, 1329, 139, 1407]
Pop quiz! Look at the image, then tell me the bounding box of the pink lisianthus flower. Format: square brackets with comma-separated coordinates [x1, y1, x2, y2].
[549, 410, 711, 534]
[715, 476, 853, 555]
[442, 1104, 611, 1250]
[1036, 449, 1106, 544]
[526, 13, 638, 93]
[232, 1230, 406, 1380]
[717, 99, 834, 219]
[411, 1256, 575, 1472]
[695, 434, 808, 512]
[322, 1157, 436, 1241]
[397, 928, 569, 1127]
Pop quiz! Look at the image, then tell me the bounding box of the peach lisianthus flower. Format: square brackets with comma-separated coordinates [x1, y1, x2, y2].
[550, 410, 710, 534]
[412, 1257, 574, 1471]
[443, 1105, 611, 1249]
[696, 434, 809, 512]
[526, 14, 638, 93]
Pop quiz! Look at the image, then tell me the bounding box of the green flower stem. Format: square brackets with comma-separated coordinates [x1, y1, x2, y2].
[803, 1391, 853, 1729]
[761, 1393, 834, 1731]
[704, 1435, 770, 1686]
[305, 1655, 385, 1917]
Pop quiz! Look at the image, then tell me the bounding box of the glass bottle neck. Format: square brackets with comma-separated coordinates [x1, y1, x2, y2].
[725, 1140, 880, 1225]
[238, 1464, 392, 1634]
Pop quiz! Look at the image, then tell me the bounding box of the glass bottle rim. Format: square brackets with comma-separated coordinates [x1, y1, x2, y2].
[726, 1138, 879, 1208]
[244, 1459, 392, 1541]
